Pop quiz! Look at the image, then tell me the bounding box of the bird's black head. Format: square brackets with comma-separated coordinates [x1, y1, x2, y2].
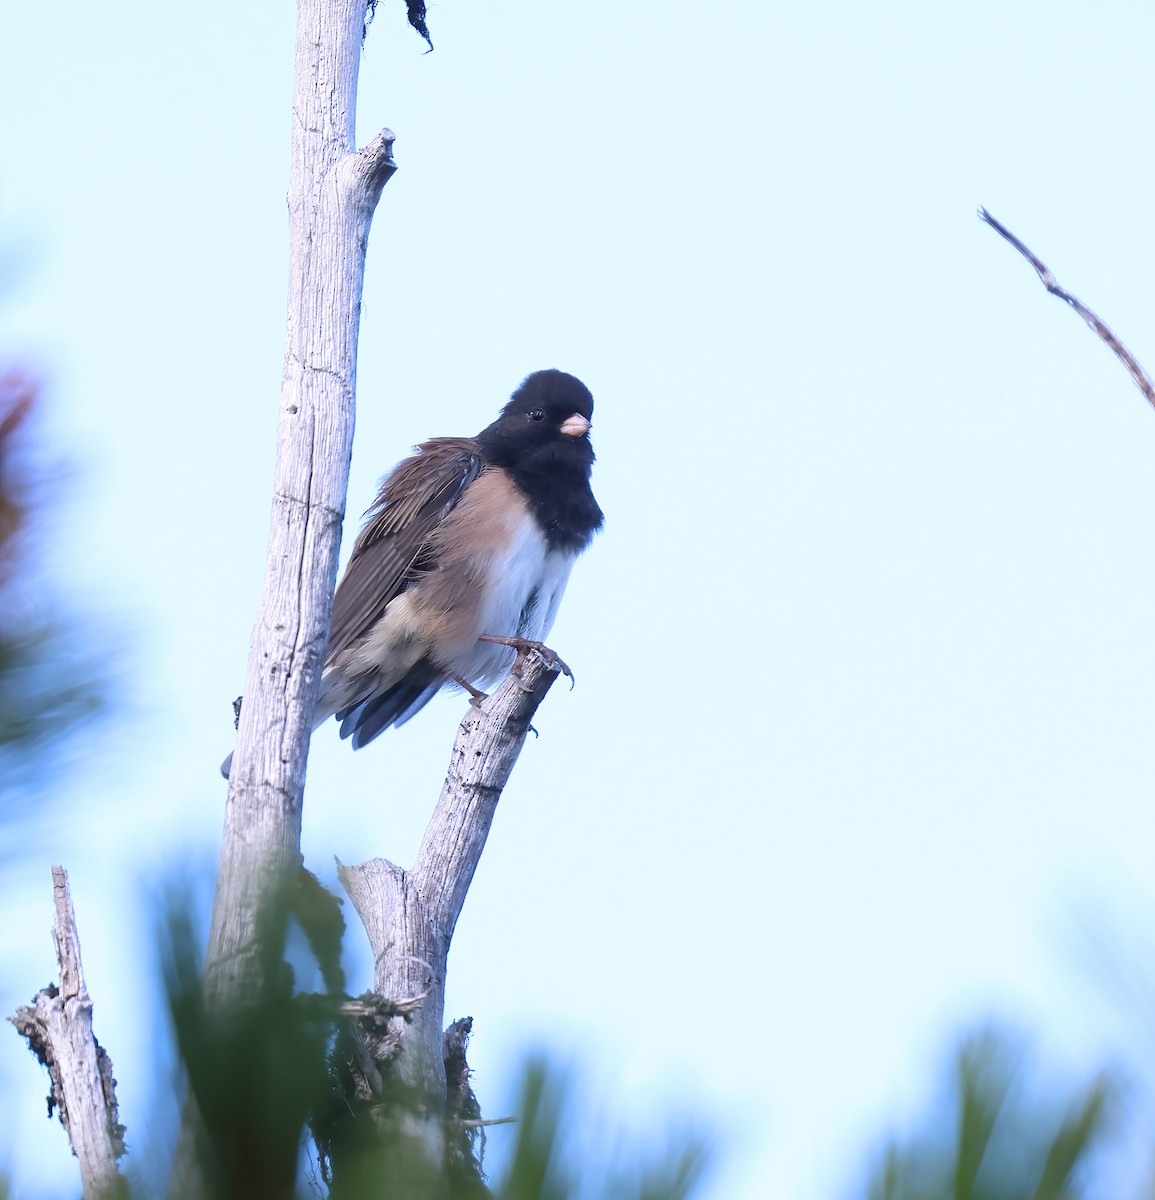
[477, 369, 603, 553]
[476, 369, 596, 471]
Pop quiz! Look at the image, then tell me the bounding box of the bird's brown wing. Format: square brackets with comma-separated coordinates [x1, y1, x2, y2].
[326, 438, 483, 663]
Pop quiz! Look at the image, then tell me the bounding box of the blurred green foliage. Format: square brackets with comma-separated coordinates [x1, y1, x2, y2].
[496, 1059, 708, 1200]
[863, 1029, 1116, 1200]
[14, 871, 1145, 1200]
[0, 626, 104, 775]
[159, 874, 712, 1200]
[0, 370, 106, 803]
[155, 902, 1140, 1200]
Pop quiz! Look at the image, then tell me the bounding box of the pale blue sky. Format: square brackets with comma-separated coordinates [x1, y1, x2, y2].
[5, 0, 1155, 1195]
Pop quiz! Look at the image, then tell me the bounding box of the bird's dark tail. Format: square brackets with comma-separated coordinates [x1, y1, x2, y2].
[336, 664, 442, 749]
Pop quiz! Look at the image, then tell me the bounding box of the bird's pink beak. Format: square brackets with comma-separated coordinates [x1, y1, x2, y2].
[560, 412, 590, 438]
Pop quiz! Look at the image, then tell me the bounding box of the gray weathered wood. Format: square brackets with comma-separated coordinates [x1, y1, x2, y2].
[175, 8, 394, 1189]
[206, 0, 396, 1007]
[10, 867, 125, 1200]
[340, 646, 564, 1109]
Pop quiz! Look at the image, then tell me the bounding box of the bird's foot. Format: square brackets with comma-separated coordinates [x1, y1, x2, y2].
[452, 675, 490, 709]
[477, 635, 575, 688]
[457, 670, 539, 733]
[220, 695, 244, 779]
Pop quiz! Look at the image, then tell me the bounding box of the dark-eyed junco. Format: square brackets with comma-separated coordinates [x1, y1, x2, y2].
[222, 369, 602, 775]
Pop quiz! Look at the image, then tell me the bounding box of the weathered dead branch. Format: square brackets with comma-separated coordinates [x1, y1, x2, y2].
[10, 866, 126, 1200]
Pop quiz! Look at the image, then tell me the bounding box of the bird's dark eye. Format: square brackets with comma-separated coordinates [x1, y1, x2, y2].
[528, 409, 546, 422]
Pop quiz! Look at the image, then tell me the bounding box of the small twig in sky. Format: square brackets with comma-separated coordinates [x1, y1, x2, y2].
[979, 207, 1155, 413]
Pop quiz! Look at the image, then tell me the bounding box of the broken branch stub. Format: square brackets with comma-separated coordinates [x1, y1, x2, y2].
[9, 866, 126, 1200]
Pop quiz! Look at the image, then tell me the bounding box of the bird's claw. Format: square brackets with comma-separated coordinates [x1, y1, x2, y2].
[452, 675, 489, 709]
[476, 634, 574, 684]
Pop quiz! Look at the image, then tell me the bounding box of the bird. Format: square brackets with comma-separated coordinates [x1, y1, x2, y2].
[222, 369, 602, 776]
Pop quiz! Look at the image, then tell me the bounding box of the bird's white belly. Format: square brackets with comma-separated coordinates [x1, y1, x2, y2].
[451, 512, 575, 687]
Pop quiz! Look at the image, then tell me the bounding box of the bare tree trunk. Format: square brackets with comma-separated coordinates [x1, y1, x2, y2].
[174, 2, 394, 1190]
[206, 0, 395, 1007]
[189, 0, 567, 1189]
[10, 867, 126, 1200]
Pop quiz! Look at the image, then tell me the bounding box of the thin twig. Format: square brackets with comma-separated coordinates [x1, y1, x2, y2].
[979, 207, 1155, 412]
